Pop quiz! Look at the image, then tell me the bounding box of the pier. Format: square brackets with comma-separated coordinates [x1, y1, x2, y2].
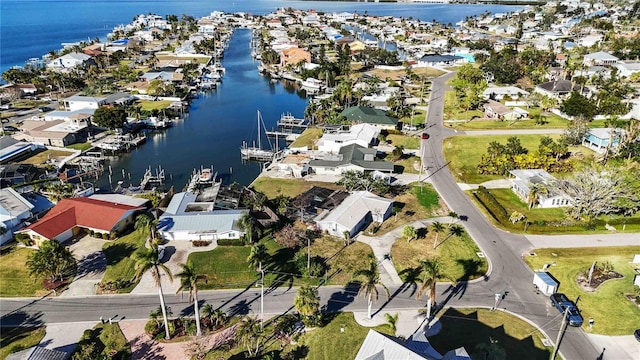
[140, 166, 165, 190]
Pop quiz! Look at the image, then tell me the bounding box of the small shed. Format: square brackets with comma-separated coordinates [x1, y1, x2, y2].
[533, 272, 558, 296]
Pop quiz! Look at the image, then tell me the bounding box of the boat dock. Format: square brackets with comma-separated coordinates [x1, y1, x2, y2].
[140, 166, 165, 190]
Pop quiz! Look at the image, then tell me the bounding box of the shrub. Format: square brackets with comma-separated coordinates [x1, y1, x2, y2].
[145, 321, 160, 338]
[191, 240, 211, 247]
[473, 186, 509, 223]
[15, 233, 33, 246]
[101, 232, 110, 240]
[217, 239, 245, 246]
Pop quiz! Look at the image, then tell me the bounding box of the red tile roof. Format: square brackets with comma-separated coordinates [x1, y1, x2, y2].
[24, 197, 143, 240]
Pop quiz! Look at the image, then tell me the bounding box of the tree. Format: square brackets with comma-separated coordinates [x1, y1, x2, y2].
[26, 240, 76, 283]
[294, 285, 320, 319]
[353, 260, 390, 319]
[238, 212, 256, 243]
[402, 225, 418, 242]
[435, 224, 464, 249]
[430, 221, 445, 249]
[247, 243, 269, 272]
[237, 316, 265, 357]
[201, 304, 227, 330]
[176, 260, 208, 336]
[338, 170, 389, 195]
[509, 211, 526, 224]
[392, 145, 405, 161]
[560, 91, 597, 120]
[527, 183, 548, 209]
[275, 224, 302, 249]
[133, 245, 173, 339]
[416, 258, 443, 320]
[384, 312, 399, 336]
[134, 214, 151, 233]
[92, 106, 127, 130]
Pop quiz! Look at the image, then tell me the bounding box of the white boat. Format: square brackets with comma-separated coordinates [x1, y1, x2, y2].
[141, 116, 172, 129]
[199, 168, 213, 182]
[301, 77, 323, 92]
[241, 110, 274, 161]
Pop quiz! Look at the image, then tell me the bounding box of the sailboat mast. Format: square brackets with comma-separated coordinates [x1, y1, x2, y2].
[257, 110, 262, 150]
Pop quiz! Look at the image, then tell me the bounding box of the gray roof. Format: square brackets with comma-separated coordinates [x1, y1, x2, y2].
[89, 194, 149, 208]
[164, 191, 198, 215]
[309, 144, 394, 172]
[158, 209, 247, 234]
[355, 330, 428, 360]
[535, 80, 577, 93]
[315, 191, 393, 231]
[0, 187, 34, 216]
[419, 54, 464, 63]
[341, 106, 398, 126]
[584, 51, 618, 61]
[6, 346, 68, 360]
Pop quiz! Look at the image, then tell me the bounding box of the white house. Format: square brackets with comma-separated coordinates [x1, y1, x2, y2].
[616, 62, 640, 78]
[47, 52, 92, 70]
[157, 191, 247, 242]
[317, 124, 380, 153]
[62, 95, 106, 112]
[509, 169, 572, 208]
[583, 51, 619, 67]
[0, 188, 34, 245]
[482, 86, 529, 101]
[309, 144, 394, 176]
[315, 191, 393, 238]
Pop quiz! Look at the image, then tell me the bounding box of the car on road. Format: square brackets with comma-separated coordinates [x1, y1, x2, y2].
[3, 125, 19, 132]
[550, 293, 584, 327]
[421, 132, 430, 140]
[39, 106, 53, 112]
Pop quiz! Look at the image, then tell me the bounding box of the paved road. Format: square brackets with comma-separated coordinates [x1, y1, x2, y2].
[420, 73, 602, 360]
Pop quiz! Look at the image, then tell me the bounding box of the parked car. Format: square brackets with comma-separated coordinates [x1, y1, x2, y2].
[3, 125, 18, 132]
[39, 106, 53, 112]
[550, 293, 584, 327]
[157, 245, 166, 261]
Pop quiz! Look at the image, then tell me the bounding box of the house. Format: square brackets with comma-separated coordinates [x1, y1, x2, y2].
[534, 80, 579, 100]
[317, 124, 380, 153]
[416, 54, 466, 67]
[355, 330, 429, 360]
[509, 169, 572, 208]
[47, 52, 93, 70]
[582, 51, 619, 67]
[616, 62, 640, 78]
[280, 47, 311, 68]
[484, 100, 529, 121]
[157, 191, 247, 242]
[17, 197, 145, 244]
[18, 119, 90, 147]
[0, 188, 35, 245]
[309, 143, 394, 175]
[341, 106, 398, 130]
[0, 137, 38, 164]
[315, 191, 393, 238]
[62, 95, 106, 112]
[482, 86, 529, 101]
[6, 346, 67, 360]
[582, 128, 624, 154]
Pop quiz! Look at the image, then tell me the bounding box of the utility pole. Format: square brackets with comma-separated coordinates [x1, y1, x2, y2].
[550, 307, 570, 360]
[260, 264, 265, 330]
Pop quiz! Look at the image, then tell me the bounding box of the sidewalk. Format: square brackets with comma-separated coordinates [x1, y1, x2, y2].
[119, 319, 187, 360]
[526, 233, 640, 249]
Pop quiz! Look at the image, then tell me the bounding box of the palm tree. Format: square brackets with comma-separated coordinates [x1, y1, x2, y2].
[133, 246, 173, 339]
[135, 214, 150, 233]
[431, 221, 445, 249]
[237, 316, 264, 357]
[26, 240, 76, 283]
[416, 258, 443, 320]
[384, 312, 399, 336]
[527, 183, 548, 209]
[293, 285, 320, 318]
[176, 260, 208, 336]
[353, 260, 390, 319]
[238, 213, 255, 243]
[247, 243, 269, 272]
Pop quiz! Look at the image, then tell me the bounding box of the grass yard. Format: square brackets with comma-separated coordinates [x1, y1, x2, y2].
[66, 142, 92, 151]
[524, 247, 640, 335]
[0, 246, 44, 297]
[376, 183, 448, 235]
[443, 134, 560, 184]
[365, 67, 444, 81]
[0, 326, 46, 359]
[386, 134, 420, 149]
[70, 323, 131, 360]
[428, 308, 553, 360]
[394, 155, 421, 174]
[443, 91, 484, 121]
[19, 149, 75, 166]
[191, 237, 375, 289]
[101, 229, 148, 293]
[290, 128, 323, 149]
[298, 312, 393, 360]
[250, 178, 342, 200]
[402, 110, 426, 126]
[138, 100, 172, 111]
[391, 224, 487, 283]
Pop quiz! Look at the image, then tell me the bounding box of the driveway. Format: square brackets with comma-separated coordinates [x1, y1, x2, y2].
[62, 236, 108, 297]
[39, 321, 96, 356]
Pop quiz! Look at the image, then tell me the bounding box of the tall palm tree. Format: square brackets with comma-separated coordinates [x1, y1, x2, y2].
[431, 221, 445, 249]
[176, 260, 208, 336]
[238, 213, 255, 243]
[416, 258, 443, 320]
[353, 260, 389, 319]
[237, 316, 264, 357]
[247, 243, 269, 272]
[527, 183, 548, 209]
[293, 285, 320, 318]
[134, 214, 150, 233]
[133, 246, 173, 339]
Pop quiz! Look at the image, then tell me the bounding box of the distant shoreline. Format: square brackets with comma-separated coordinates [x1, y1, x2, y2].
[294, 0, 543, 5]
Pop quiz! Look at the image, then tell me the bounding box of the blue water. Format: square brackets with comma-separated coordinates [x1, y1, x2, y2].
[0, 0, 521, 187]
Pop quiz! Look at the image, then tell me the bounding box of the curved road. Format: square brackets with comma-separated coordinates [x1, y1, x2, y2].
[420, 73, 600, 360]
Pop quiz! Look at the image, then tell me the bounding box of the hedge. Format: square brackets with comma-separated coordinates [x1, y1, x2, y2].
[473, 186, 510, 223]
[217, 239, 245, 246]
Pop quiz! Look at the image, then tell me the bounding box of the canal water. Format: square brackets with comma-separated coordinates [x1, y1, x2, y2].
[97, 28, 309, 190]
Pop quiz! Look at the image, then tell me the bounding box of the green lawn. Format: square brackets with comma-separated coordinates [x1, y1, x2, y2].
[190, 237, 375, 289]
[0, 327, 45, 359]
[376, 183, 446, 235]
[443, 134, 560, 184]
[428, 308, 553, 360]
[298, 312, 393, 360]
[19, 149, 75, 166]
[290, 128, 323, 149]
[391, 224, 487, 283]
[250, 178, 342, 200]
[394, 155, 421, 174]
[525, 247, 640, 335]
[101, 229, 148, 293]
[66, 142, 93, 151]
[443, 90, 484, 121]
[386, 134, 420, 149]
[139, 100, 172, 111]
[401, 110, 426, 126]
[70, 323, 131, 360]
[0, 246, 45, 297]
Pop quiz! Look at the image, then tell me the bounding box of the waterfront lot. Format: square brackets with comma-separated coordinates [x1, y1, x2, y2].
[251, 178, 342, 199]
[525, 247, 640, 335]
[289, 128, 323, 149]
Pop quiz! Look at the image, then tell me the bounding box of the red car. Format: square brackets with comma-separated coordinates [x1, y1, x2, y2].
[421, 132, 430, 140]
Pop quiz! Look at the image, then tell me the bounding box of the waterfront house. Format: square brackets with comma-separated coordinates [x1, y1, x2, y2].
[17, 197, 145, 244]
[62, 95, 106, 112]
[616, 61, 640, 78]
[582, 128, 624, 154]
[0, 188, 35, 245]
[17, 119, 90, 147]
[315, 191, 393, 238]
[0, 137, 38, 165]
[157, 191, 247, 242]
[317, 123, 380, 153]
[341, 106, 399, 130]
[47, 52, 93, 70]
[583, 51, 619, 67]
[509, 169, 571, 208]
[280, 47, 311, 68]
[308, 143, 394, 175]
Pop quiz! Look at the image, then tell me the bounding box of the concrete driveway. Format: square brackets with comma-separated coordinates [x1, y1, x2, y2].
[61, 236, 108, 297]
